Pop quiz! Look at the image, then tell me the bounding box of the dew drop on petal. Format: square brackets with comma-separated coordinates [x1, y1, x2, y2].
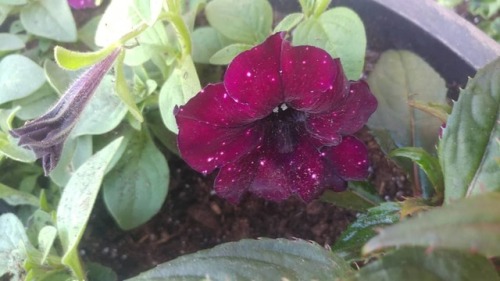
[246, 71, 252, 77]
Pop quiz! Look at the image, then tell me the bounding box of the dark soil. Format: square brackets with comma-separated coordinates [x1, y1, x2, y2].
[80, 127, 412, 280]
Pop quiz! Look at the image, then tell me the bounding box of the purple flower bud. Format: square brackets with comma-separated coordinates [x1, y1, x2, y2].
[175, 33, 378, 203]
[10, 48, 121, 175]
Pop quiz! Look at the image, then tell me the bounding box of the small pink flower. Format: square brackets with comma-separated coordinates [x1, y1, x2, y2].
[175, 33, 377, 203]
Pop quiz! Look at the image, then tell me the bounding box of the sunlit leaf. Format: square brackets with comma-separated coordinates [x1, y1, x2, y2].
[0, 54, 45, 105]
[0, 182, 39, 207]
[209, 43, 252, 65]
[0, 213, 30, 281]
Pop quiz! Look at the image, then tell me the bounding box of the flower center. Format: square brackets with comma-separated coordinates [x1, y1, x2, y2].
[265, 103, 306, 154]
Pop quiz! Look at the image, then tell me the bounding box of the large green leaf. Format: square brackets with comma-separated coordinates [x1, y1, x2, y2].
[367, 50, 447, 153]
[57, 137, 124, 278]
[293, 7, 366, 80]
[0, 54, 46, 105]
[103, 130, 169, 230]
[127, 239, 353, 281]
[363, 192, 500, 257]
[439, 58, 500, 203]
[350, 247, 500, 281]
[159, 55, 201, 133]
[209, 43, 252, 65]
[332, 202, 400, 261]
[20, 0, 77, 42]
[205, 0, 272, 44]
[0, 213, 30, 281]
[273, 13, 304, 33]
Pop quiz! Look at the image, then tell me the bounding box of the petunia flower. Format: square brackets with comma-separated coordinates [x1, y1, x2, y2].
[10, 48, 121, 175]
[175, 33, 377, 203]
[68, 0, 97, 10]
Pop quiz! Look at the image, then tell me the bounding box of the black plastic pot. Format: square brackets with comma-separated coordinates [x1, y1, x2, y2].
[272, 0, 500, 90]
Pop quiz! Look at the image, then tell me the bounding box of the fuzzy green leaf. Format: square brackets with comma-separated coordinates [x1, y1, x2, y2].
[20, 0, 76, 42]
[350, 247, 500, 281]
[127, 239, 353, 281]
[205, 0, 272, 44]
[439, 58, 500, 203]
[0, 54, 45, 105]
[332, 202, 400, 261]
[363, 193, 500, 257]
[103, 130, 169, 230]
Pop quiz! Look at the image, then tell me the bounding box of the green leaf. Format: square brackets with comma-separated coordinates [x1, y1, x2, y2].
[0, 54, 46, 105]
[363, 192, 500, 257]
[0, 33, 25, 52]
[72, 75, 128, 137]
[49, 136, 92, 187]
[408, 100, 451, 123]
[367, 50, 447, 152]
[0, 213, 30, 281]
[132, 0, 162, 26]
[95, 0, 144, 47]
[390, 147, 444, 196]
[20, 0, 77, 42]
[209, 43, 252, 65]
[103, 130, 169, 230]
[86, 262, 118, 281]
[332, 202, 400, 261]
[13, 83, 58, 120]
[191, 27, 232, 64]
[43, 59, 79, 95]
[0, 0, 26, 5]
[57, 137, 124, 279]
[26, 210, 53, 248]
[0, 5, 13, 26]
[273, 13, 304, 33]
[127, 238, 353, 281]
[293, 7, 366, 80]
[320, 181, 383, 211]
[37, 225, 57, 265]
[0, 182, 39, 207]
[350, 247, 500, 281]
[205, 0, 272, 44]
[54, 45, 116, 70]
[115, 51, 144, 122]
[0, 108, 36, 162]
[439, 58, 500, 203]
[78, 15, 101, 51]
[159, 56, 201, 133]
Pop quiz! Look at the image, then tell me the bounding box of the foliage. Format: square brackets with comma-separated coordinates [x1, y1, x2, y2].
[0, 0, 498, 280]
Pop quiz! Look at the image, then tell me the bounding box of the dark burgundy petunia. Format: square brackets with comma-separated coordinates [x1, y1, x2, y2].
[68, 0, 96, 9]
[10, 48, 121, 175]
[175, 33, 377, 203]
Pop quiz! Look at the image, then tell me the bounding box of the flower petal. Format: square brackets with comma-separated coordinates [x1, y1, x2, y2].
[68, 0, 96, 9]
[305, 80, 378, 145]
[324, 136, 370, 180]
[282, 45, 348, 113]
[224, 33, 285, 116]
[214, 152, 259, 204]
[176, 118, 263, 174]
[284, 135, 327, 201]
[176, 84, 259, 127]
